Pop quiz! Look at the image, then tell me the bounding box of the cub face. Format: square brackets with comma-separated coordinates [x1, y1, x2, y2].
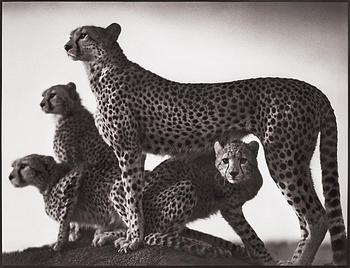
[9, 154, 55, 191]
[214, 140, 259, 184]
[40, 82, 79, 115]
[64, 23, 121, 62]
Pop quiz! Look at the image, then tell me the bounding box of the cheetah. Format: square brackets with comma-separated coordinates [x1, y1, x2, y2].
[139, 140, 275, 264]
[88, 140, 273, 264]
[9, 155, 125, 251]
[213, 140, 273, 264]
[64, 23, 347, 265]
[40, 82, 118, 166]
[8, 141, 270, 263]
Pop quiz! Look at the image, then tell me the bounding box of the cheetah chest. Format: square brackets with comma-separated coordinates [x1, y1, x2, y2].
[94, 111, 112, 147]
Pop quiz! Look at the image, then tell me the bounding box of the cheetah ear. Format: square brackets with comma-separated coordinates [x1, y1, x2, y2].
[248, 141, 259, 157]
[214, 141, 223, 155]
[105, 23, 121, 41]
[41, 155, 56, 170]
[66, 82, 80, 101]
[67, 82, 76, 91]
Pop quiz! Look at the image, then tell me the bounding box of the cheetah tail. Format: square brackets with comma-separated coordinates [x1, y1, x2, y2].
[320, 101, 347, 264]
[144, 233, 232, 258]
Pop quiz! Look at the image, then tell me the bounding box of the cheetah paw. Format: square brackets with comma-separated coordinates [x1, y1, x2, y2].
[218, 248, 233, 258]
[92, 233, 113, 247]
[277, 260, 294, 266]
[210, 246, 232, 258]
[114, 237, 141, 253]
[69, 231, 81, 242]
[50, 241, 67, 252]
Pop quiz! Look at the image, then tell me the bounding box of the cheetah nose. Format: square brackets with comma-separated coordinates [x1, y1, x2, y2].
[230, 171, 238, 178]
[64, 43, 72, 52]
[40, 101, 45, 108]
[9, 174, 14, 181]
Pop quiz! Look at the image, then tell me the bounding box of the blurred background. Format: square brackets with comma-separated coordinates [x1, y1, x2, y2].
[2, 2, 347, 260]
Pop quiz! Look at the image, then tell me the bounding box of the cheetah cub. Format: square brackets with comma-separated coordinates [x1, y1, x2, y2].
[9, 154, 125, 251]
[213, 141, 271, 262]
[40, 82, 117, 166]
[134, 140, 275, 264]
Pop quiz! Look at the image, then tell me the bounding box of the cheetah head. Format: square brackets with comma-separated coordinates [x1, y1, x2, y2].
[40, 82, 81, 115]
[214, 140, 259, 184]
[64, 23, 121, 62]
[9, 154, 56, 193]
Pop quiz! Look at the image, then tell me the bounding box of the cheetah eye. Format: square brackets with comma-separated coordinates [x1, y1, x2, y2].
[19, 163, 27, 169]
[222, 158, 229, 164]
[80, 33, 88, 39]
[240, 158, 247, 164]
[49, 93, 56, 98]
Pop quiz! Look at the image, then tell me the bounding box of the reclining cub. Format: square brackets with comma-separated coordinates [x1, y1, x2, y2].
[9, 140, 274, 264]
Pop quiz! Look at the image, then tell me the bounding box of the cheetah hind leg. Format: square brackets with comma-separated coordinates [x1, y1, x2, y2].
[144, 232, 233, 258]
[143, 180, 232, 257]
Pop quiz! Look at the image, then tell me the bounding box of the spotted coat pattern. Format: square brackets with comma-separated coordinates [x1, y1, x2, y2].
[40, 82, 118, 166]
[9, 154, 125, 251]
[9, 141, 268, 262]
[64, 23, 347, 264]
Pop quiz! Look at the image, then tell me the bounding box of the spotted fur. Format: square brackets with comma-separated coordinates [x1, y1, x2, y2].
[40, 82, 117, 166]
[64, 23, 347, 264]
[9, 142, 267, 262]
[140, 140, 274, 264]
[9, 154, 125, 251]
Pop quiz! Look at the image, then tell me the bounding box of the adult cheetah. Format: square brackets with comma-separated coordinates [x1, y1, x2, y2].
[64, 23, 347, 265]
[9, 141, 267, 262]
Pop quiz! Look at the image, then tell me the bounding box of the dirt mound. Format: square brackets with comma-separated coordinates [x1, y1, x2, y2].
[2, 231, 252, 266]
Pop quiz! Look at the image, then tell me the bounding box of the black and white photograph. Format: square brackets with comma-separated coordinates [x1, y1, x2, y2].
[2, 2, 348, 266]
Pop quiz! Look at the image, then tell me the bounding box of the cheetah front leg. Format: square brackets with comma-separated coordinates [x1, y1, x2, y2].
[111, 147, 145, 253]
[52, 201, 77, 251]
[51, 173, 81, 251]
[221, 205, 276, 265]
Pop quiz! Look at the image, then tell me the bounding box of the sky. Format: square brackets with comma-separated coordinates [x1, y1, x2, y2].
[2, 2, 348, 254]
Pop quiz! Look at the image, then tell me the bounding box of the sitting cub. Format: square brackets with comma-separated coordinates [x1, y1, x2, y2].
[40, 82, 117, 166]
[9, 154, 125, 251]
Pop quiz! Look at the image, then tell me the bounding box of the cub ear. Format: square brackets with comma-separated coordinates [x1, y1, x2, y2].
[105, 23, 121, 42]
[41, 155, 56, 169]
[66, 82, 76, 91]
[214, 141, 223, 155]
[248, 141, 259, 157]
[66, 82, 80, 101]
